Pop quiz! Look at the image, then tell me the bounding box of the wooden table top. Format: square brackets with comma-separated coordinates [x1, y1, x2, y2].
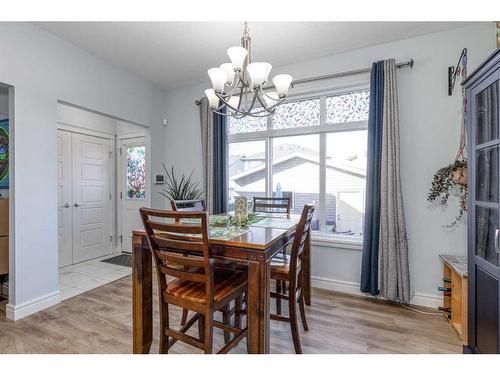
[133, 212, 300, 250]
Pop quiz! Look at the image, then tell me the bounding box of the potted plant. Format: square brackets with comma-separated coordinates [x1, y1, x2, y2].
[159, 164, 203, 205]
[427, 159, 467, 228]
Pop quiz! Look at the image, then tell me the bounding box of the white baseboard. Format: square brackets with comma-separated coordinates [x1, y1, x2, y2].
[311, 276, 442, 309]
[6, 290, 61, 321]
[409, 292, 442, 309]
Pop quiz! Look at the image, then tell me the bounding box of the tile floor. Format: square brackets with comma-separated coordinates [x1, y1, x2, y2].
[59, 253, 132, 301]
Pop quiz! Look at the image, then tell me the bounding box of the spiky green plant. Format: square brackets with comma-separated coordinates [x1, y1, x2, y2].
[159, 164, 203, 203]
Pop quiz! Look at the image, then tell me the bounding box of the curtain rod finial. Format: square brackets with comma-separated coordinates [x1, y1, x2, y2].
[409, 59, 415, 68]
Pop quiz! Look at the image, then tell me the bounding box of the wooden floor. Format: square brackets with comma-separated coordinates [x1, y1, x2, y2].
[0, 276, 462, 354]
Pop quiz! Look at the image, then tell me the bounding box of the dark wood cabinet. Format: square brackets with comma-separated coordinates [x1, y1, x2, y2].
[464, 48, 500, 354]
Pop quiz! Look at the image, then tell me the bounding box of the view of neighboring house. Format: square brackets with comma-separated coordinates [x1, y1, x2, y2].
[229, 142, 366, 236]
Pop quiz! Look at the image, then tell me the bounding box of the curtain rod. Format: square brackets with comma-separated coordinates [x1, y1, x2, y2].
[195, 58, 414, 105]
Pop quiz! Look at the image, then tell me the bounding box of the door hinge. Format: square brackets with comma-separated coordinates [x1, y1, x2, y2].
[109, 235, 113, 242]
[120, 235, 123, 243]
[109, 193, 112, 200]
[120, 191, 123, 199]
[109, 151, 112, 158]
[119, 147, 122, 155]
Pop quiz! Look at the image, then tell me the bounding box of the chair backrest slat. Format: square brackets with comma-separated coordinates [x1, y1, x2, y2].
[253, 197, 291, 216]
[161, 265, 206, 283]
[147, 220, 203, 234]
[171, 199, 206, 212]
[155, 249, 205, 268]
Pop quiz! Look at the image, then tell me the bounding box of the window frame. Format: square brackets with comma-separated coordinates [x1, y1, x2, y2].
[227, 85, 369, 248]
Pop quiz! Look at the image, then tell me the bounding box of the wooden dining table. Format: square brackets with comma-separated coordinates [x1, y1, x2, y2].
[131, 212, 311, 354]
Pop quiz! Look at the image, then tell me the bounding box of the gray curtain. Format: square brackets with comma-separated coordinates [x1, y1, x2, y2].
[379, 59, 410, 302]
[199, 97, 214, 213]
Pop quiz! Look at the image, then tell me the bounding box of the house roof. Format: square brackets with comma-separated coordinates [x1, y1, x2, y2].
[230, 143, 366, 181]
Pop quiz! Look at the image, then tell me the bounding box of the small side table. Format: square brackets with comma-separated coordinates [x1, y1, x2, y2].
[440, 255, 468, 342]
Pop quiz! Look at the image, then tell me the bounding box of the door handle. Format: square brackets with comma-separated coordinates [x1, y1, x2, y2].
[64, 202, 71, 208]
[74, 202, 81, 207]
[496, 229, 500, 254]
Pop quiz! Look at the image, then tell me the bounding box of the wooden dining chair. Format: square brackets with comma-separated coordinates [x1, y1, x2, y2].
[171, 198, 206, 212]
[253, 197, 292, 260]
[171, 197, 238, 338]
[140, 208, 247, 354]
[270, 203, 315, 354]
[253, 196, 291, 217]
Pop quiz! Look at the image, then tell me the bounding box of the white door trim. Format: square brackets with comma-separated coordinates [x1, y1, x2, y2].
[57, 122, 115, 140]
[117, 136, 151, 253]
[57, 123, 115, 259]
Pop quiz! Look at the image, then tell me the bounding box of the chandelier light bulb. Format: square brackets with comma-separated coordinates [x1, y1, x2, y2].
[204, 89, 219, 109]
[262, 63, 272, 85]
[247, 62, 270, 89]
[272, 74, 293, 97]
[208, 68, 228, 93]
[227, 46, 248, 71]
[219, 63, 235, 85]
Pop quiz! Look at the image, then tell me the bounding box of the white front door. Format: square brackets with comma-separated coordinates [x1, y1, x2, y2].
[119, 137, 149, 253]
[71, 133, 113, 263]
[57, 130, 73, 267]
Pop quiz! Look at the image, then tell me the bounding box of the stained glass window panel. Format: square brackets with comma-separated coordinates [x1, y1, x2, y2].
[273, 98, 320, 129]
[127, 146, 146, 199]
[228, 112, 267, 134]
[326, 90, 370, 124]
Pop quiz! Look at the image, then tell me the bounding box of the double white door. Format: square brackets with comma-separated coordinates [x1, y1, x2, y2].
[57, 130, 113, 267]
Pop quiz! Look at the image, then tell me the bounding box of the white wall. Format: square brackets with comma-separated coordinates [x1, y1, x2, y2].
[57, 103, 119, 134]
[0, 22, 168, 319]
[164, 23, 497, 307]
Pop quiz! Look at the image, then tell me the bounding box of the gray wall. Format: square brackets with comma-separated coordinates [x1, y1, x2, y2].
[163, 23, 496, 306]
[0, 22, 168, 318]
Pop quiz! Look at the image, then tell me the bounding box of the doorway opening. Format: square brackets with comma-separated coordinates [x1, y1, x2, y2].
[56, 102, 150, 301]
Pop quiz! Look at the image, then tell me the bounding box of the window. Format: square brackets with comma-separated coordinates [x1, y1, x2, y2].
[228, 140, 266, 210]
[126, 145, 146, 199]
[272, 134, 321, 230]
[227, 88, 369, 241]
[273, 98, 320, 129]
[228, 112, 267, 135]
[325, 131, 367, 238]
[326, 91, 370, 124]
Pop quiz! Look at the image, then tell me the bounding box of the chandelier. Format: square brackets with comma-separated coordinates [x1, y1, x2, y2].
[204, 22, 293, 118]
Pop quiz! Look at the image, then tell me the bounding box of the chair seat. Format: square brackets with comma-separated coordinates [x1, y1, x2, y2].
[164, 269, 247, 307]
[271, 254, 290, 279]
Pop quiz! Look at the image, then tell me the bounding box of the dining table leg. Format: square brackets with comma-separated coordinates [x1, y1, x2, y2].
[246, 255, 271, 354]
[132, 236, 153, 354]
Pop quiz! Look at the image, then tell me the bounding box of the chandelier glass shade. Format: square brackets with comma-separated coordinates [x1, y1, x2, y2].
[205, 22, 293, 118]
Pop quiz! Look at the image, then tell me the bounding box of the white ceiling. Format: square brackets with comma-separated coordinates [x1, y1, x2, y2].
[34, 22, 477, 91]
